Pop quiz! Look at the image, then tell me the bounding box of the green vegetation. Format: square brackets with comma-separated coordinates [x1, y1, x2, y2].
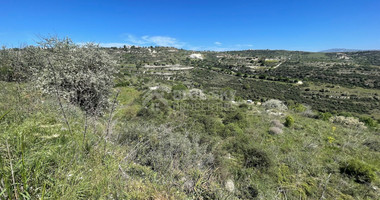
[319, 112, 333, 121]
[0, 38, 379, 199]
[284, 115, 295, 127]
[172, 83, 187, 91]
[340, 159, 376, 183]
[359, 116, 377, 127]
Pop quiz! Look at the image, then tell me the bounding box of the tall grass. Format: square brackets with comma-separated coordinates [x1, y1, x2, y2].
[0, 81, 379, 199]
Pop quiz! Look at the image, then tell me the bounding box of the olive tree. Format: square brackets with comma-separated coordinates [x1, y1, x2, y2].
[26, 36, 116, 138]
[28, 37, 116, 115]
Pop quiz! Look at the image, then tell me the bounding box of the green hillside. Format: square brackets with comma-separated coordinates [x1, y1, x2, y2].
[0, 38, 379, 199]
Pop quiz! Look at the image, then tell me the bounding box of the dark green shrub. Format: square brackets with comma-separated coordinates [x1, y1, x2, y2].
[318, 112, 332, 121]
[137, 99, 169, 120]
[239, 184, 259, 199]
[243, 146, 271, 169]
[223, 111, 246, 127]
[0, 65, 11, 81]
[197, 115, 225, 135]
[226, 135, 272, 170]
[239, 103, 249, 109]
[242, 83, 250, 90]
[340, 159, 376, 183]
[222, 123, 243, 137]
[359, 116, 377, 127]
[0, 47, 29, 82]
[284, 115, 294, 127]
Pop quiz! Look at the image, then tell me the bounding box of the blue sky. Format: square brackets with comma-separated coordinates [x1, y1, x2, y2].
[1, 0, 379, 51]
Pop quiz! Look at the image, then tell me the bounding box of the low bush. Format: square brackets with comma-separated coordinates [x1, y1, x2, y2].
[117, 123, 213, 173]
[262, 99, 288, 111]
[340, 159, 376, 183]
[239, 103, 249, 108]
[284, 115, 294, 127]
[243, 146, 271, 169]
[290, 103, 307, 112]
[222, 123, 243, 137]
[359, 116, 377, 127]
[225, 136, 272, 170]
[223, 111, 247, 127]
[301, 108, 317, 118]
[196, 115, 225, 135]
[318, 112, 332, 121]
[269, 126, 283, 135]
[239, 184, 259, 199]
[329, 116, 366, 129]
[271, 120, 284, 129]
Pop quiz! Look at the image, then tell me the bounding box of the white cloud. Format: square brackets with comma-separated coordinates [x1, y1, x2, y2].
[125, 34, 185, 48]
[214, 41, 222, 46]
[126, 35, 146, 45]
[143, 36, 183, 47]
[78, 34, 253, 51]
[234, 44, 253, 48]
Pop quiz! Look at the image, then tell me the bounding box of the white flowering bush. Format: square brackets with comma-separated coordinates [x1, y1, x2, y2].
[262, 99, 288, 111]
[27, 37, 116, 115]
[329, 116, 366, 129]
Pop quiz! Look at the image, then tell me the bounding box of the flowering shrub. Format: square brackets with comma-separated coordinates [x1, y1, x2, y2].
[28, 37, 116, 115]
[329, 116, 366, 129]
[262, 99, 288, 111]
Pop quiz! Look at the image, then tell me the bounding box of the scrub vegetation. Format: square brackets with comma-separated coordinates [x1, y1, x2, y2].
[0, 37, 379, 199]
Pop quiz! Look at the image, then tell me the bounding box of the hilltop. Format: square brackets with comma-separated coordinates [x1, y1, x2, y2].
[320, 48, 364, 53]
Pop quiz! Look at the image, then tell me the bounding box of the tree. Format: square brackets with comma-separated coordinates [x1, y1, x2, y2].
[28, 36, 116, 115]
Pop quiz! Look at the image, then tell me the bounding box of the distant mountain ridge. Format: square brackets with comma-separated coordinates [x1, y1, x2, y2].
[320, 48, 363, 52]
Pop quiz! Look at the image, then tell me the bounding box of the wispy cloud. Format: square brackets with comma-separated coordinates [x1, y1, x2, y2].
[125, 34, 185, 48]
[78, 34, 253, 51]
[126, 35, 146, 45]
